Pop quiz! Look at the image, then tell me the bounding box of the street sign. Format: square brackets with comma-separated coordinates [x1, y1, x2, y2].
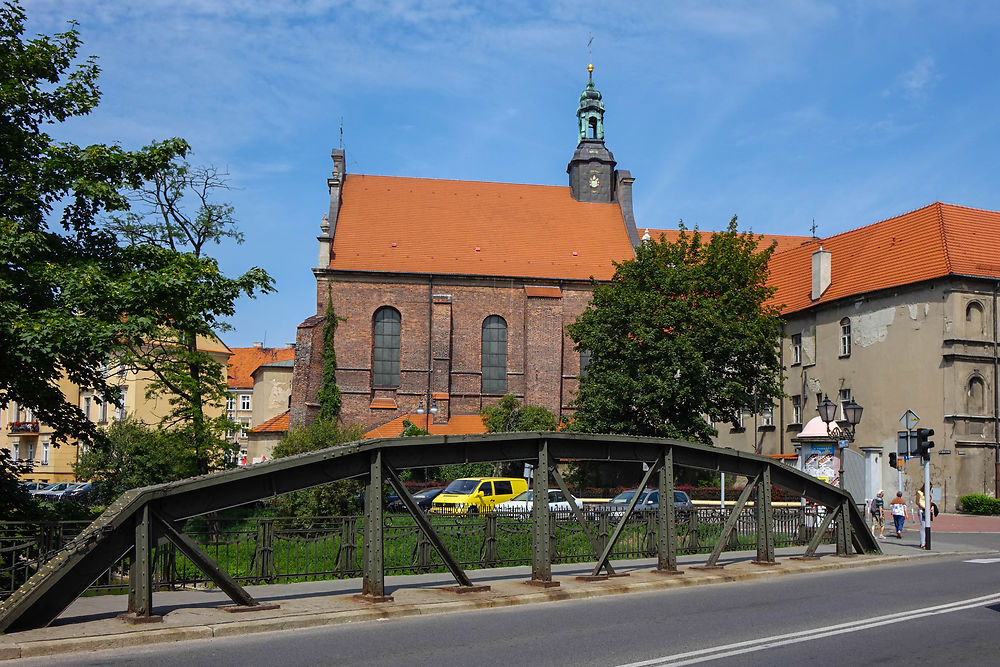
[837, 440, 850, 449]
[900, 409, 919, 431]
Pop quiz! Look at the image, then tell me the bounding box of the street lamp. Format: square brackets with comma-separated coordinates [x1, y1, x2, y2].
[415, 398, 438, 430]
[817, 394, 864, 489]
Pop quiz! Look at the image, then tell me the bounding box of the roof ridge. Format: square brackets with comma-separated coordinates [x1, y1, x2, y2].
[935, 201, 954, 274]
[345, 173, 572, 190]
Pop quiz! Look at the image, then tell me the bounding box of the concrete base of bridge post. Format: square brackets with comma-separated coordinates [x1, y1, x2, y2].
[750, 560, 780, 566]
[575, 574, 609, 581]
[217, 603, 281, 613]
[523, 579, 561, 588]
[790, 555, 821, 561]
[649, 568, 684, 576]
[689, 565, 725, 571]
[437, 585, 491, 594]
[117, 612, 163, 625]
[354, 593, 394, 603]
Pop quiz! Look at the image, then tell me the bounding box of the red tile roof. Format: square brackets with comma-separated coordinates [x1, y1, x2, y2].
[251, 410, 289, 433]
[329, 175, 635, 280]
[363, 414, 488, 439]
[227, 347, 295, 389]
[643, 229, 813, 256]
[768, 202, 1000, 314]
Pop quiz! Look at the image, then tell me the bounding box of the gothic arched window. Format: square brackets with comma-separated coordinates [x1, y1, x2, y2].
[966, 301, 985, 337]
[481, 315, 508, 395]
[968, 376, 986, 415]
[372, 307, 401, 388]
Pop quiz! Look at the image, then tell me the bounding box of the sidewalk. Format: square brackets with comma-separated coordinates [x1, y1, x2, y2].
[2, 523, 998, 661]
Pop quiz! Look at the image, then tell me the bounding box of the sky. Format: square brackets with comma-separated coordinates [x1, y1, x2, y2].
[21, 1, 1000, 348]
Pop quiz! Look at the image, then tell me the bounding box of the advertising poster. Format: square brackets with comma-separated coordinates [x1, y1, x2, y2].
[801, 445, 840, 488]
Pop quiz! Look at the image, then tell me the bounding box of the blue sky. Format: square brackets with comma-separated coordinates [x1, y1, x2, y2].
[23, 1, 1000, 348]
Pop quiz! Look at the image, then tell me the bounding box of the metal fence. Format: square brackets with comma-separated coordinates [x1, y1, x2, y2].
[1, 505, 833, 599]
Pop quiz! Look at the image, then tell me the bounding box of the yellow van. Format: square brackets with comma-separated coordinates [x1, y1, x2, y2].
[430, 477, 529, 515]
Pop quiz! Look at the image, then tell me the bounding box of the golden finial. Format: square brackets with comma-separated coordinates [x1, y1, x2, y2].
[587, 63, 594, 73]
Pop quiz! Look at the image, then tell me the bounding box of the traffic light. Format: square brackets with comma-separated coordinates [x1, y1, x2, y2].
[889, 452, 898, 469]
[916, 428, 935, 461]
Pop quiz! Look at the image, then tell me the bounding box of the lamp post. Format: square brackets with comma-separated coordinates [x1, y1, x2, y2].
[415, 398, 438, 431]
[816, 394, 864, 490]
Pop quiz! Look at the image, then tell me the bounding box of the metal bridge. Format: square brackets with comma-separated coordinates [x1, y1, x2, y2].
[0, 432, 879, 633]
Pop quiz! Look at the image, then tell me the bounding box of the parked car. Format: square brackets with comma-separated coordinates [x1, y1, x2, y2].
[61, 482, 93, 502]
[32, 482, 76, 501]
[430, 477, 529, 515]
[495, 489, 581, 513]
[21, 481, 48, 494]
[386, 487, 444, 512]
[592, 488, 694, 518]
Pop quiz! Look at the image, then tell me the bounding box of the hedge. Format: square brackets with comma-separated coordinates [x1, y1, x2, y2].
[959, 494, 1000, 515]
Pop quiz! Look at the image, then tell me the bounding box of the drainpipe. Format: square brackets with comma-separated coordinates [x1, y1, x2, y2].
[427, 277, 433, 428]
[994, 281, 999, 498]
[779, 332, 785, 455]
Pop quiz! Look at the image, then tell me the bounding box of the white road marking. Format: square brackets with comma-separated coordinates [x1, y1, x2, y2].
[964, 558, 1000, 564]
[616, 592, 1000, 667]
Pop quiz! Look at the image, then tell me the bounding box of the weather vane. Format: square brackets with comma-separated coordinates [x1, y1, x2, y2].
[810, 218, 818, 237]
[587, 33, 593, 61]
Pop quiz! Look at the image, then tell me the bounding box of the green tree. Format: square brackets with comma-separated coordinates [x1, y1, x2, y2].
[481, 394, 559, 432]
[74, 418, 198, 504]
[0, 2, 193, 498]
[567, 219, 783, 443]
[106, 160, 274, 474]
[270, 420, 366, 517]
[0, 1, 188, 446]
[316, 296, 343, 422]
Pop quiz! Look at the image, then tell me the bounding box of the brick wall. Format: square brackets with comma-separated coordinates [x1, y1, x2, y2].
[290, 272, 595, 431]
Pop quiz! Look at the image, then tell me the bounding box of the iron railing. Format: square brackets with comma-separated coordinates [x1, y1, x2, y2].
[1, 505, 833, 599]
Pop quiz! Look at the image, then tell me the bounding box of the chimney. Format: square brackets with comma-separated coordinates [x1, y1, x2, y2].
[811, 246, 831, 300]
[252, 341, 263, 349]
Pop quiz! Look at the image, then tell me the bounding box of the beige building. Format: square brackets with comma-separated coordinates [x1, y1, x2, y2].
[2, 336, 232, 484]
[225, 344, 295, 464]
[716, 203, 1000, 509]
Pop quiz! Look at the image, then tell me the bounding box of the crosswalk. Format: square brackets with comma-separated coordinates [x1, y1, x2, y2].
[963, 557, 1000, 564]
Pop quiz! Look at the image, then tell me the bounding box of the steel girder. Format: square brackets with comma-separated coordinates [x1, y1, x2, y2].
[0, 431, 878, 633]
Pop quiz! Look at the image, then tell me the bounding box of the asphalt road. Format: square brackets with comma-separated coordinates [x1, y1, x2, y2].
[16, 554, 1000, 667]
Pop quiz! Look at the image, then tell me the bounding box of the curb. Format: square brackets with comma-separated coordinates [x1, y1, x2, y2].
[2, 550, 993, 661]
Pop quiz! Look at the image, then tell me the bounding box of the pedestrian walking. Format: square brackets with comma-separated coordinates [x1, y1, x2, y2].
[916, 485, 927, 549]
[870, 490, 886, 539]
[890, 491, 907, 539]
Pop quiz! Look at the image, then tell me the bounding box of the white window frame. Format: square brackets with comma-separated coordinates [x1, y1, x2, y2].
[226, 395, 235, 411]
[791, 395, 802, 425]
[239, 418, 251, 439]
[791, 334, 802, 365]
[840, 319, 852, 357]
[41, 440, 49, 466]
[838, 388, 852, 421]
[83, 395, 92, 421]
[26, 442, 35, 462]
[11, 438, 19, 461]
[114, 388, 127, 421]
[240, 394, 251, 411]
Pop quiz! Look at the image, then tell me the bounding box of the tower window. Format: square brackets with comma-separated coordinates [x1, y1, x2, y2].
[481, 315, 508, 395]
[372, 307, 401, 388]
[588, 117, 598, 139]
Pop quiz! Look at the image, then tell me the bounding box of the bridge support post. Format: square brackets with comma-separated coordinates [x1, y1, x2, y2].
[590, 455, 662, 577]
[752, 466, 777, 565]
[694, 473, 759, 570]
[527, 439, 558, 587]
[362, 450, 391, 601]
[654, 447, 682, 575]
[793, 504, 838, 560]
[836, 498, 853, 557]
[123, 504, 161, 623]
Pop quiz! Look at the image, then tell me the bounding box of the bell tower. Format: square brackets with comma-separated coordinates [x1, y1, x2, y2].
[567, 64, 617, 203]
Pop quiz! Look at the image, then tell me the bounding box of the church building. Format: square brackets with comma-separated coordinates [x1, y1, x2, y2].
[290, 66, 640, 429]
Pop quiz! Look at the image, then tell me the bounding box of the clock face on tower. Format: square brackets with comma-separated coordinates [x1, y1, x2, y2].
[589, 174, 600, 189]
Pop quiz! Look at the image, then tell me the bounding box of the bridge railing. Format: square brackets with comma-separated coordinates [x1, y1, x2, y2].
[1, 505, 834, 598]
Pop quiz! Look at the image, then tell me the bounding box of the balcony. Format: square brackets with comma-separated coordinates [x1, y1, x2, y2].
[8, 421, 39, 433]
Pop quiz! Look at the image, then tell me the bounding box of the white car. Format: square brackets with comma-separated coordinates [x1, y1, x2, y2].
[495, 489, 580, 513]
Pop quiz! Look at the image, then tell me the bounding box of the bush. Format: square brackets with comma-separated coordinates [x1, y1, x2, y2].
[271, 420, 366, 517]
[960, 494, 1000, 515]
